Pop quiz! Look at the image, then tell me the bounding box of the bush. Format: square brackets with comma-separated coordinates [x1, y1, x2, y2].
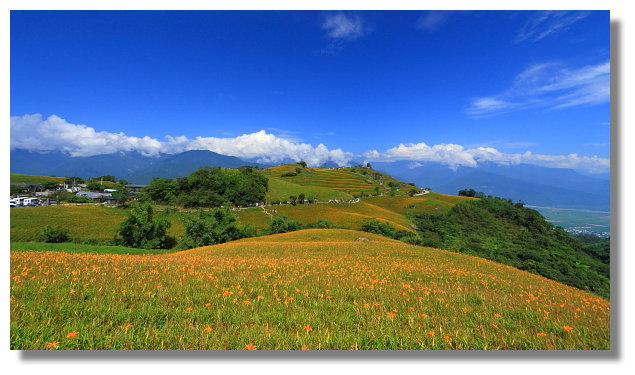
[36, 225, 70, 243]
[117, 203, 174, 249]
[311, 219, 334, 229]
[180, 208, 246, 249]
[281, 172, 298, 177]
[269, 214, 303, 234]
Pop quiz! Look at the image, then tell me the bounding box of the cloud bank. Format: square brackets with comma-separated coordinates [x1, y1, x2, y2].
[363, 142, 609, 174]
[10, 114, 353, 167]
[11, 114, 610, 174]
[467, 60, 609, 117]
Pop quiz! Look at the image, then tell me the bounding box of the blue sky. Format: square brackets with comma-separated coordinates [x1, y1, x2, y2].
[10, 10, 610, 172]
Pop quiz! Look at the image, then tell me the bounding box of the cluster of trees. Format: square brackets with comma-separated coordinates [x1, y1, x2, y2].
[280, 161, 308, 177]
[112, 203, 336, 250]
[458, 188, 487, 198]
[410, 196, 610, 298]
[143, 166, 268, 208]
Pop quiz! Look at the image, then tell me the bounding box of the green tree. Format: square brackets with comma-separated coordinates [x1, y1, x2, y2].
[36, 225, 70, 243]
[111, 187, 131, 205]
[86, 182, 106, 191]
[97, 175, 117, 182]
[297, 161, 307, 168]
[144, 178, 179, 205]
[64, 177, 85, 185]
[117, 203, 174, 249]
[180, 208, 245, 249]
[42, 181, 60, 190]
[407, 188, 421, 197]
[269, 214, 302, 234]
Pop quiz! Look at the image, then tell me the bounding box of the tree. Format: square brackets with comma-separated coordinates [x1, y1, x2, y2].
[407, 188, 421, 197]
[87, 182, 106, 191]
[289, 195, 297, 205]
[269, 214, 302, 234]
[97, 175, 117, 182]
[297, 161, 307, 168]
[42, 181, 60, 190]
[180, 208, 246, 249]
[144, 178, 179, 205]
[458, 189, 477, 197]
[111, 187, 131, 205]
[49, 191, 73, 204]
[36, 225, 70, 243]
[366, 162, 372, 169]
[297, 193, 306, 203]
[64, 177, 85, 185]
[117, 203, 174, 249]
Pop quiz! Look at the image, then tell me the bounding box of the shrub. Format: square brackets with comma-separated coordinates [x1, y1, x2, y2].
[117, 203, 174, 249]
[36, 225, 70, 243]
[311, 219, 334, 229]
[269, 214, 303, 234]
[180, 208, 246, 249]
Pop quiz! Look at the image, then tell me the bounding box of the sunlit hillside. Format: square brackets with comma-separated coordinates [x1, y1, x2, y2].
[10, 229, 609, 350]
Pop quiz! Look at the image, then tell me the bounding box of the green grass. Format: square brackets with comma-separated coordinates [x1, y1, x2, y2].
[10, 242, 180, 255]
[263, 165, 412, 196]
[11, 173, 67, 184]
[10, 205, 189, 243]
[265, 177, 353, 202]
[10, 229, 610, 350]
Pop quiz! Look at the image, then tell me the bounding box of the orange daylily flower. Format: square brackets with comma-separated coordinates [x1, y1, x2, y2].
[537, 332, 547, 337]
[46, 341, 59, 349]
[66, 331, 80, 338]
[122, 323, 132, 330]
[304, 324, 313, 332]
[563, 326, 574, 332]
[204, 326, 212, 332]
[427, 331, 436, 337]
[244, 343, 257, 350]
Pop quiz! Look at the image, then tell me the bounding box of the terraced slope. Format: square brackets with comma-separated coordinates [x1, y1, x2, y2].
[10, 229, 610, 350]
[264, 165, 413, 197]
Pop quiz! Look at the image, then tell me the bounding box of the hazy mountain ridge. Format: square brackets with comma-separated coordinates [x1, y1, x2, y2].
[372, 161, 610, 211]
[10, 149, 265, 184]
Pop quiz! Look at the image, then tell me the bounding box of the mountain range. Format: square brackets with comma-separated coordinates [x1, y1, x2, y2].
[10, 149, 263, 184]
[372, 161, 610, 211]
[10, 149, 610, 210]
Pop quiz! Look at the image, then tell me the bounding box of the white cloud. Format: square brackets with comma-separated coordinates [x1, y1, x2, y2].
[322, 12, 365, 40]
[363, 142, 609, 174]
[10, 113, 610, 174]
[467, 60, 609, 117]
[10, 114, 354, 167]
[416, 11, 452, 32]
[514, 11, 590, 43]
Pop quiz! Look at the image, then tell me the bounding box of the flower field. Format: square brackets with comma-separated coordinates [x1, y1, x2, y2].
[10, 229, 610, 350]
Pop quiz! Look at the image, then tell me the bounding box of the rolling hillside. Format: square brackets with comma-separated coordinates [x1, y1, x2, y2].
[263, 164, 415, 198]
[11, 173, 67, 184]
[10, 229, 610, 349]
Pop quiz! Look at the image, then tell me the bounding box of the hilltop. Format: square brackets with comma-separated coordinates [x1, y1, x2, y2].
[10, 229, 609, 350]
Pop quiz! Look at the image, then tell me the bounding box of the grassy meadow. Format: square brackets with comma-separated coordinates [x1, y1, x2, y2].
[11, 173, 67, 184]
[10, 229, 610, 350]
[10, 194, 472, 242]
